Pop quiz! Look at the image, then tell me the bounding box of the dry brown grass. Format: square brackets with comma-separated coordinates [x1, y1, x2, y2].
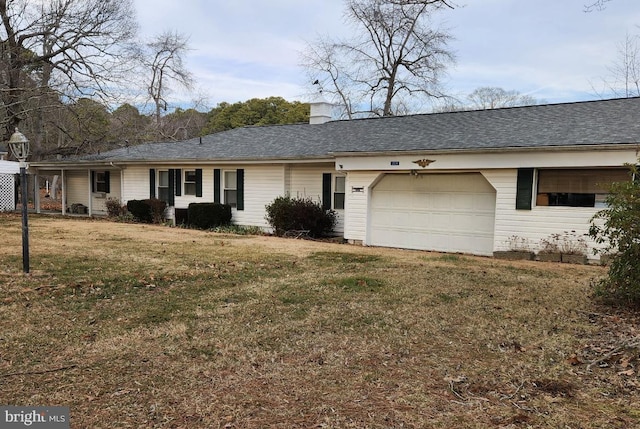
[0, 213, 639, 428]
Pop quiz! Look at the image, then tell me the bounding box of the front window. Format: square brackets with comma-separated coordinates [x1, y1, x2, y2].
[184, 170, 197, 195]
[94, 172, 108, 193]
[536, 168, 629, 207]
[158, 170, 169, 203]
[224, 171, 237, 207]
[334, 176, 345, 210]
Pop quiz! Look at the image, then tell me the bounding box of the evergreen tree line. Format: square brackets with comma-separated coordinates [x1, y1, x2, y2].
[12, 96, 309, 160]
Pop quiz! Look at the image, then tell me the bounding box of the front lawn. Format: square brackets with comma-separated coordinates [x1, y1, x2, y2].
[0, 214, 638, 428]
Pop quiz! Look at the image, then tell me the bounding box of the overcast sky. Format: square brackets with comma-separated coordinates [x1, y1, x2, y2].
[133, 0, 640, 111]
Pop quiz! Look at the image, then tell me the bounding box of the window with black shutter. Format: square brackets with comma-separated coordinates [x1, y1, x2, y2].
[515, 168, 534, 210]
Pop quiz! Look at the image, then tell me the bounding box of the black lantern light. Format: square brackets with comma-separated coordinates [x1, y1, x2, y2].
[7, 128, 30, 273]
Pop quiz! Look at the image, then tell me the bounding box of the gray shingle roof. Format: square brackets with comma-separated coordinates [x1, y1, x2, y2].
[59, 97, 640, 163]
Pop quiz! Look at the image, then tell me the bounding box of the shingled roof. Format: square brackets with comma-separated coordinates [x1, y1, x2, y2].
[56, 97, 640, 164]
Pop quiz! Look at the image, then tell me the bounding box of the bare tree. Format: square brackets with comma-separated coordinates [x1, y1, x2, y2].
[302, 0, 455, 118]
[302, 37, 359, 119]
[0, 0, 137, 156]
[594, 33, 640, 98]
[467, 87, 540, 110]
[432, 87, 541, 112]
[141, 31, 194, 126]
[584, 0, 612, 12]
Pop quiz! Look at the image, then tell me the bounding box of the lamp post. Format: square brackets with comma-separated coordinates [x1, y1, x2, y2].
[8, 128, 30, 274]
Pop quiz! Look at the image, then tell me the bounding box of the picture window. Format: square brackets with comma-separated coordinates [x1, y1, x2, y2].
[536, 168, 629, 207]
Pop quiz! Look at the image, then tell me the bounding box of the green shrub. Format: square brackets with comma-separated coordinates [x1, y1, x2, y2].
[589, 163, 640, 305]
[265, 195, 336, 238]
[126, 198, 166, 223]
[188, 202, 232, 230]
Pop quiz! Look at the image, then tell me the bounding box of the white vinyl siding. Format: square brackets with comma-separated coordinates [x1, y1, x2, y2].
[343, 172, 380, 242]
[287, 163, 344, 234]
[231, 165, 285, 228]
[483, 169, 604, 257]
[122, 166, 152, 202]
[288, 164, 326, 201]
[65, 171, 89, 207]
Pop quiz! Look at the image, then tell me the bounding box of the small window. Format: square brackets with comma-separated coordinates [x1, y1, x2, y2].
[224, 171, 237, 207]
[94, 172, 108, 193]
[536, 168, 629, 207]
[334, 176, 345, 210]
[184, 170, 197, 195]
[158, 170, 169, 203]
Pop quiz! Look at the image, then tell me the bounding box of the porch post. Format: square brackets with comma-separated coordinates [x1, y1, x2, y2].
[87, 170, 92, 216]
[61, 169, 66, 215]
[34, 171, 40, 214]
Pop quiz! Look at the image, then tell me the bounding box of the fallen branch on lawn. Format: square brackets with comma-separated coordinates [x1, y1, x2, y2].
[586, 338, 640, 371]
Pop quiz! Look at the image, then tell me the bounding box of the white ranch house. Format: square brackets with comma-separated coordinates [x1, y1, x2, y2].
[30, 97, 640, 260]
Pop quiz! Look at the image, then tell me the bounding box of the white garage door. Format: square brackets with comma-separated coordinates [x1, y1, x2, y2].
[369, 173, 496, 256]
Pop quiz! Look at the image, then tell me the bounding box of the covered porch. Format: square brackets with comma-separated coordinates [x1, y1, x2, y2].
[31, 165, 123, 216]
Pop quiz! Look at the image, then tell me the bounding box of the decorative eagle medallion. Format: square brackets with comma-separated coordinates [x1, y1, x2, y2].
[413, 159, 435, 168]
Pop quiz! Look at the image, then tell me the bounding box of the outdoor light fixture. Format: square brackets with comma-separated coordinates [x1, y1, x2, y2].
[8, 128, 29, 162]
[8, 127, 30, 273]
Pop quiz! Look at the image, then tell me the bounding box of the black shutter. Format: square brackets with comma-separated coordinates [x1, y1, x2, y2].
[516, 168, 534, 210]
[104, 171, 110, 194]
[168, 169, 175, 206]
[149, 169, 156, 198]
[322, 173, 332, 211]
[236, 169, 244, 211]
[91, 171, 96, 193]
[195, 168, 203, 197]
[214, 169, 221, 203]
[175, 169, 182, 196]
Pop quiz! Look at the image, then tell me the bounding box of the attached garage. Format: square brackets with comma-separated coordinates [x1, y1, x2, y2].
[368, 173, 496, 256]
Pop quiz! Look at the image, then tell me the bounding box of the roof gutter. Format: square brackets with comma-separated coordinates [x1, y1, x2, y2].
[28, 143, 640, 169]
[329, 143, 640, 157]
[29, 156, 337, 169]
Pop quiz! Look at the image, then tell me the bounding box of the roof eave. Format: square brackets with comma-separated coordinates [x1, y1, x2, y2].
[329, 143, 640, 157]
[30, 155, 336, 169]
